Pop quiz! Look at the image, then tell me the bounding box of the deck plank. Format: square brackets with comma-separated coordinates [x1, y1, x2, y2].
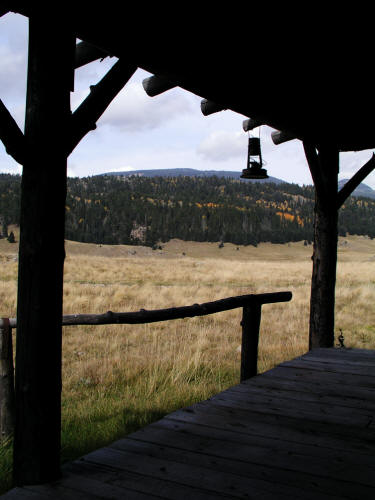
[230, 381, 375, 412]
[191, 390, 374, 431]
[2, 348, 375, 499]
[302, 347, 375, 360]
[24, 474, 164, 500]
[63, 460, 235, 500]
[166, 401, 375, 454]
[118, 425, 375, 489]
[258, 364, 375, 389]
[281, 358, 375, 377]
[80, 445, 340, 499]
[151, 418, 375, 467]
[234, 374, 375, 410]
[210, 383, 374, 419]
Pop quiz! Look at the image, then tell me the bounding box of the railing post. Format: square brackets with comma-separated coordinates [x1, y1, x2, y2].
[0, 319, 15, 442]
[240, 302, 262, 382]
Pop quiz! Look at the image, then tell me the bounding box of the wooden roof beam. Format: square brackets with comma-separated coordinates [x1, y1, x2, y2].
[142, 75, 177, 96]
[271, 129, 297, 145]
[200, 99, 226, 116]
[1, 1, 28, 17]
[69, 59, 137, 154]
[142, 77, 227, 117]
[74, 40, 111, 69]
[243, 118, 263, 132]
[0, 99, 25, 165]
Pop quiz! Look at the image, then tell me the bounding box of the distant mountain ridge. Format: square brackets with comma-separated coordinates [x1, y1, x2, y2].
[338, 179, 375, 199]
[2, 173, 375, 247]
[101, 168, 285, 185]
[101, 169, 375, 199]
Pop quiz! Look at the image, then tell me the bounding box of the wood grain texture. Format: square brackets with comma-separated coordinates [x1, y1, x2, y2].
[3, 348, 375, 499]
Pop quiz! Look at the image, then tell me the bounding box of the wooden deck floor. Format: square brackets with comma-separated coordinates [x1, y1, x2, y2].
[3, 347, 375, 499]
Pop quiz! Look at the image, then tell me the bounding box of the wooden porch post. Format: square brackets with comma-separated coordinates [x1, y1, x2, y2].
[13, 14, 74, 485]
[306, 145, 339, 349]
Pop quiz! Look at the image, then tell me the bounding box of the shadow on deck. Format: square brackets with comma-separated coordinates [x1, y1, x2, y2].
[3, 347, 375, 499]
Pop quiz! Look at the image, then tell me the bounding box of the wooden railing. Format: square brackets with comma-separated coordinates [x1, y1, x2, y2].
[0, 291, 292, 442]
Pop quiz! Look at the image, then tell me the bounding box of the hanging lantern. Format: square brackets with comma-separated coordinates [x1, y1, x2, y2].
[248, 137, 261, 156]
[241, 161, 268, 179]
[241, 136, 268, 179]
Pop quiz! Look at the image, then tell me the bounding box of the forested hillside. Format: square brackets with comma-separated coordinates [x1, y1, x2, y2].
[1, 173, 375, 247]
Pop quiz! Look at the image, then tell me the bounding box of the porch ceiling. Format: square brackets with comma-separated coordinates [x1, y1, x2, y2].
[6, 3, 374, 153]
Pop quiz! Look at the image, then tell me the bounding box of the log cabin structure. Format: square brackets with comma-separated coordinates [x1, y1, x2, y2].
[1, 3, 375, 496]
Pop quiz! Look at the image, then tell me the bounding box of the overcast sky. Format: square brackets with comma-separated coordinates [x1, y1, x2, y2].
[1, 12, 374, 187]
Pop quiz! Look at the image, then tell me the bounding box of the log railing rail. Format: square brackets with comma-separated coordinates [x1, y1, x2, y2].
[0, 291, 292, 442]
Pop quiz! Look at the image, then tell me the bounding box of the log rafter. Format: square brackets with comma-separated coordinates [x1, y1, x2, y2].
[142, 74, 176, 97]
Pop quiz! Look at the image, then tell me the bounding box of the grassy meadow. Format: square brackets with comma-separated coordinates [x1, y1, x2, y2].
[1, 229, 375, 491]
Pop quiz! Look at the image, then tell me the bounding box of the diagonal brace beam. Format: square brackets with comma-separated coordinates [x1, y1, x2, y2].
[68, 59, 137, 155]
[303, 141, 329, 203]
[337, 153, 375, 209]
[74, 41, 110, 69]
[0, 99, 25, 165]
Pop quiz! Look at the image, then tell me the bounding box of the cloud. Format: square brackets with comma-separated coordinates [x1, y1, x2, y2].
[71, 58, 119, 112]
[0, 155, 22, 175]
[340, 150, 373, 173]
[67, 163, 134, 178]
[0, 15, 28, 103]
[339, 150, 375, 187]
[67, 165, 79, 178]
[0, 165, 22, 175]
[197, 131, 247, 161]
[101, 165, 134, 173]
[0, 45, 26, 92]
[0, 44, 27, 127]
[99, 82, 192, 132]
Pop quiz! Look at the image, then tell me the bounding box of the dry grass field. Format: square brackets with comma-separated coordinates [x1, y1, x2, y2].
[1, 227, 375, 490]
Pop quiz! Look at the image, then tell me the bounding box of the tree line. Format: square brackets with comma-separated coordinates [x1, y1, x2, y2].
[1, 173, 375, 246]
